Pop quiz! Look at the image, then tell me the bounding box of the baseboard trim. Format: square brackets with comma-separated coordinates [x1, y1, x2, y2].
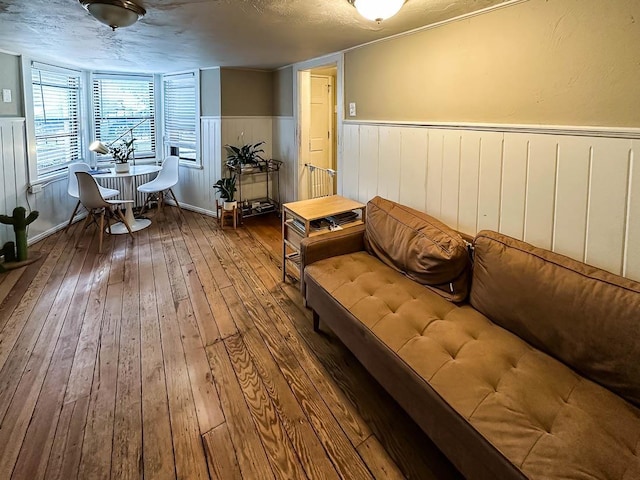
[18, 202, 216, 252]
[27, 212, 88, 246]
[165, 200, 218, 218]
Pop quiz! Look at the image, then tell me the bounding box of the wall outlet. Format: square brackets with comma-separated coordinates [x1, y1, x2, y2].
[2, 89, 11, 103]
[349, 102, 357, 117]
[28, 184, 43, 194]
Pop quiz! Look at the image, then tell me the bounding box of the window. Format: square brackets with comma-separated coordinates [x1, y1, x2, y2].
[92, 74, 156, 159]
[163, 72, 199, 165]
[31, 62, 82, 177]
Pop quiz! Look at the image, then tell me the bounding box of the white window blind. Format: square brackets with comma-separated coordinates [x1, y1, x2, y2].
[163, 72, 197, 163]
[92, 74, 156, 159]
[31, 63, 82, 176]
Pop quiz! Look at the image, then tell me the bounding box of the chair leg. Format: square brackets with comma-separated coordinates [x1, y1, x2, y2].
[65, 200, 81, 233]
[140, 193, 151, 215]
[168, 189, 182, 212]
[106, 209, 113, 235]
[116, 209, 134, 239]
[75, 212, 93, 248]
[98, 210, 105, 253]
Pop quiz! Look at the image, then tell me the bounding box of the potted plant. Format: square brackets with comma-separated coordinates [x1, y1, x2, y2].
[225, 141, 266, 172]
[213, 175, 237, 210]
[111, 138, 135, 173]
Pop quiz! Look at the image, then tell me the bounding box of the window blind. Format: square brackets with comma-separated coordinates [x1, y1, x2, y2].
[92, 74, 156, 159]
[31, 63, 82, 176]
[163, 73, 197, 162]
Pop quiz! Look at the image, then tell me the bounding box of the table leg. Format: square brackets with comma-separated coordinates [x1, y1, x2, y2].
[123, 176, 136, 227]
[109, 175, 152, 234]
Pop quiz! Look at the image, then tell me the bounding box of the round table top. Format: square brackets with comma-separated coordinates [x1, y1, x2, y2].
[93, 164, 162, 178]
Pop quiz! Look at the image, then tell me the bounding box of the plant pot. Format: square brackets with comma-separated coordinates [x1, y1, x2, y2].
[223, 200, 237, 211]
[115, 162, 130, 173]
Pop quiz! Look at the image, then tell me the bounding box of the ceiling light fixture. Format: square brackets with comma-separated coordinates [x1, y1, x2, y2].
[348, 0, 406, 23]
[79, 0, 146, 30]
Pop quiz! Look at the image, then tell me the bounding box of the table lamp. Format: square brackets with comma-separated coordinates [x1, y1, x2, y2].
[89, 117, 148, 166]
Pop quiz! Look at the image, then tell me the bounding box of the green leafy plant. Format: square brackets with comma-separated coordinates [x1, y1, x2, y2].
[213, 176, 237, 202]
[225, 141, 265, 168]
[110, 138, 136, 164]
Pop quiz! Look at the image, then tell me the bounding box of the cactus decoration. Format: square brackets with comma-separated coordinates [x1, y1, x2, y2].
[0, 207, 39, 263]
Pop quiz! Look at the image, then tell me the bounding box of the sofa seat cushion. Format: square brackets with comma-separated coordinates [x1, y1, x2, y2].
[305, 251, 640, 480]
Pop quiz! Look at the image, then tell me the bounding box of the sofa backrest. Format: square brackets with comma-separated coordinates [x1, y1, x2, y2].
[471, 230, 640, 407]
[364, 196, 471, 302]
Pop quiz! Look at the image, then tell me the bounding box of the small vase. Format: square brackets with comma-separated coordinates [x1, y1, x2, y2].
[115, 162, 130, 173]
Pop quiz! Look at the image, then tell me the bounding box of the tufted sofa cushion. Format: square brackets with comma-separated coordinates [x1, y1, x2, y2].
[305, 251, 640, 480]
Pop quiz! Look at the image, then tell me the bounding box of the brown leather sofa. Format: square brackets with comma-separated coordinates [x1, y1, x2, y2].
[301, 196, 640, 480]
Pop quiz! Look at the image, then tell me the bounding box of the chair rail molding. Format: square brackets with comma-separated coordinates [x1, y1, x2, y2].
[343, 119, 640, 140]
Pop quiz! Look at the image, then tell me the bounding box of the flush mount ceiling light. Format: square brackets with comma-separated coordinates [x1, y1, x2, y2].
[79, 0, 146, 30]
[348, 0, 406, 22]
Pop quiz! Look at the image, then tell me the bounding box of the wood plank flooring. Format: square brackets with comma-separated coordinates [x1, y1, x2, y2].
[0, 207, 461, 480]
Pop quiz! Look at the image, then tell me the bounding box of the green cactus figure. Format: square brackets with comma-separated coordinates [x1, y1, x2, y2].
[0, 207, 39, 262]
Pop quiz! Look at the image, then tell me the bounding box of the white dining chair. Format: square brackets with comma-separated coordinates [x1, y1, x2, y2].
[65, 162, 120, 232]
[137, 155, 181, 214]
[75, 172, 134, 253]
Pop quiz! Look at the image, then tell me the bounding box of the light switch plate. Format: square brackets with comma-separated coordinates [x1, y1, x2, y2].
[349, 102, 356, 116]
[2, 89, 11, 103]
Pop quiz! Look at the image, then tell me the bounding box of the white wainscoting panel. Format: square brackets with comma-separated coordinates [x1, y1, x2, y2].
[626, 141, 640, 279]
[342, 124, 360, 203]
[1, 119, 25, 246]
[399, 127, 428, 211]
[0, 118, 79, 246]
[457, 131, 482, 235]
[377, 127, 401, 203]
[222, 117, 274, 206]
[500, 134, 529, 240]
[585, 139, 631, 274]
[358, 125, 379, 204]
[341, 122, 640, 281]
[174, 116, 276, 215]
[172, 117, 221, 215]
[273, 116, 296, 204]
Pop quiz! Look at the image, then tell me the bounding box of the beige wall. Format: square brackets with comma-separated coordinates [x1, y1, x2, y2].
[344, 0, 640, 127]
[220, 68, 273, 117]
[200, 68, 221, 117]
[0, 52, 23, 117]
[273, 66, 293, 117]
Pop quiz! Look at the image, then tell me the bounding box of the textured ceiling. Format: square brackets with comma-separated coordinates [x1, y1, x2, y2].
[0, 0, 511, 73]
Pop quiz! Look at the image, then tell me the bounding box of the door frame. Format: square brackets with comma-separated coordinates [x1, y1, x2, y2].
[293, 52, 344, 201]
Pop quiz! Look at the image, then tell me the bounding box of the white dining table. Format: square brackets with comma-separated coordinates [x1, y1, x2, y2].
[94, 164, 162, 234]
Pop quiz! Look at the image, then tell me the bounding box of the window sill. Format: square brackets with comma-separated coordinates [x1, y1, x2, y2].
[30, 171, 68, 187]
[179, 162, 204, 170]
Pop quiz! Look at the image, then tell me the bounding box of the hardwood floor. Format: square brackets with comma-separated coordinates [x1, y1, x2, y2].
[0, 207, 461, 480]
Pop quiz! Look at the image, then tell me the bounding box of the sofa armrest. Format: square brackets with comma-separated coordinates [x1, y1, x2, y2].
[299, 224, 366, 296]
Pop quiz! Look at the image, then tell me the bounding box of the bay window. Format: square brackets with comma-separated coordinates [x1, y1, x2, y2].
[30, 62, 82, 178]
[163, 71, 200, 166]
[92, 74, 156, 160]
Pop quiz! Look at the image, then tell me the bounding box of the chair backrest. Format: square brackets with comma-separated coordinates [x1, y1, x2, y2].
[67, 162, 91, 198]
[156, 155, 180, 187]
[76, 172, 110, 209]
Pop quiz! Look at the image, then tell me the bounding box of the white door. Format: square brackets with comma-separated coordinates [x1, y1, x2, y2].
[308, 75, 333, 170]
